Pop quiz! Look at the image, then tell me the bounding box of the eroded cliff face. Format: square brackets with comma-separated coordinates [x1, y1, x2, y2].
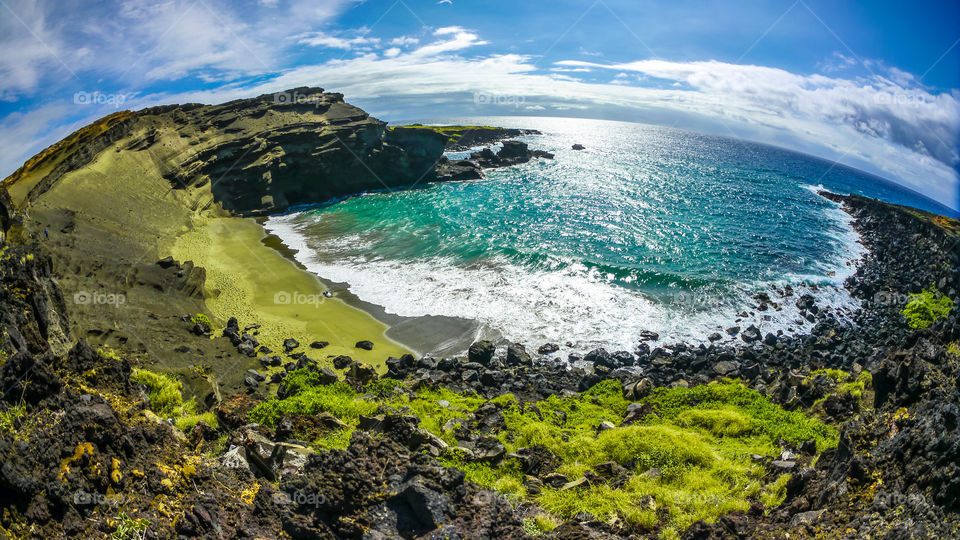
[155, 88, 449, 215]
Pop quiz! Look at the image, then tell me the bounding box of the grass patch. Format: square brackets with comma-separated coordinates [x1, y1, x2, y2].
[248, 376, 379, 426]
[131, 369, 217, 432]
[902, 287, 954, 329]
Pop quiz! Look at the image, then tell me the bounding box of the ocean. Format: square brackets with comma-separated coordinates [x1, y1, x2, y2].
[265, 117, 956, 354]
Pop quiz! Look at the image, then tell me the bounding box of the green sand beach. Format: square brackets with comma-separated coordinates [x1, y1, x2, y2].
[171, 216, 410, 367]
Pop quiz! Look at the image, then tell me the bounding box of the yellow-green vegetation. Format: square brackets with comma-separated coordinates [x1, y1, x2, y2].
[190, 313, 212, 327]
[250, 375, 838, 536]
[393, 124, 503, 144]
[130, 368, 217, 432]
[949, 342, 960, 357]
[110, 511, 149, 540]
[901, 287, 954, 329]
[810, 368, 873, 405]
[522, 514, 561, 535]
[0, 403, 28, 437]
[171, 217, 408, 369]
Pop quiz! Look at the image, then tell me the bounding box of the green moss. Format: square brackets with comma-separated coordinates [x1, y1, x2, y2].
[248, 374, 378, 426]
[311, 428, 354, 450]
[902, 287, 954, 329]
[131, 369, 189, 418]
[362, 377, 405, 398]
[838, 371, 873, 399]
[810, 369, 848, 384]
[131, 368, 217, 432]
[644, 382, 838, 449]
[175, 411, 218, 432]
[949, 342, 960, 357]
[461, 381, 836, 536]
[760, 473, 792, 508]
[522, 514, 561, 535]
[677, 407, 755, 437]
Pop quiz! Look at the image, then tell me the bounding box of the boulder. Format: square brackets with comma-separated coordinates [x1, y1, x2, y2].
[468, 340, 496, 365]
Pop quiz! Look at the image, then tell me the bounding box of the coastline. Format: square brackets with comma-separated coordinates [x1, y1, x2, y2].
[258, 189, 873, 357]
[169, 215, 411, 368]
[259, 213, 493, 357]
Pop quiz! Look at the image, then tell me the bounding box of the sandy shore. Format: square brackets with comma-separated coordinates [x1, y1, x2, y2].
[171, 216, 410, 367]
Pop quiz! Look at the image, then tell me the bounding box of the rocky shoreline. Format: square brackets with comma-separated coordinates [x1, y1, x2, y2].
[0, 89, 957, 538]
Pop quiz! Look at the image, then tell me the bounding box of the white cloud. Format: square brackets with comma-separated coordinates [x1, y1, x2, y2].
[410, 28, 488, 57]
[0, 0, 352, 94]
[389, 36, 420, 46]
[0, 0, 73, 100]
[298, 32, 380, 50]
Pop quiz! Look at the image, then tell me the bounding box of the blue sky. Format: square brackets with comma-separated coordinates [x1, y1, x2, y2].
[1, 0, 958, 209]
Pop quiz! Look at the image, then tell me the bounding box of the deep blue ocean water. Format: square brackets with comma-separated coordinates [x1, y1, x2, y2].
[266, 117, 956, 353]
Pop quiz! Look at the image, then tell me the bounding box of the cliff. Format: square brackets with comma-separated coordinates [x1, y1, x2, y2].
[3, 88, 451, 217]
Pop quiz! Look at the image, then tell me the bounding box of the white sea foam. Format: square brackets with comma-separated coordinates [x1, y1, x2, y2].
[265, 199, 868, 356]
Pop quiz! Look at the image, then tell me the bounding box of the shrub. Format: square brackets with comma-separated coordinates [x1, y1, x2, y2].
[190, 313, 212, 327]
[902, 288, 954, 329]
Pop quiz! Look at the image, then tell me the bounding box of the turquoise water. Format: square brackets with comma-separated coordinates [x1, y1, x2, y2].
[266, 117, 952, 352]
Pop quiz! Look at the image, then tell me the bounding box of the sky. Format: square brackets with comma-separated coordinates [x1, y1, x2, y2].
[1, 0, 958, 210]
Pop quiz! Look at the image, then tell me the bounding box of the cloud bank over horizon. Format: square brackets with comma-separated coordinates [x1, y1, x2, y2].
[1, 0, 957, 210]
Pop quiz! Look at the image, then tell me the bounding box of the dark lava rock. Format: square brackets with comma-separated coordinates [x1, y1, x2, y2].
[572, 144, 585, 150]
[355, 340, 374, 351]
[309, 341, 329, 349]
[467, 340, 495, 365]
[584, 348, 616, 368]
[537, 343, 560, 354]
[639, 330, 660, 342]
[278, 431, 525, 538]
[506, 343, 532, 366]
[283, 338, 300, 352]
[741, 325, 762, 343]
